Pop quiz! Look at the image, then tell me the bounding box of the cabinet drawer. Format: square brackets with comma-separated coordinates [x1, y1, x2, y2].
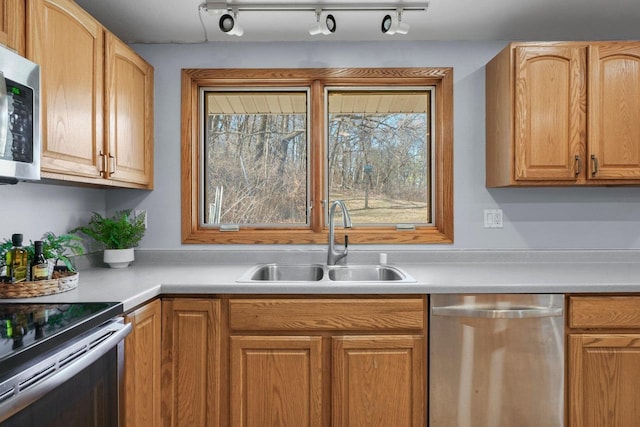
[229, 298, 425, 331]
[570, 296, 640, 328]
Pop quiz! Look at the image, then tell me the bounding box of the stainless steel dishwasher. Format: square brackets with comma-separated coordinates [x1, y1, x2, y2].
[429, 294, 564, 427]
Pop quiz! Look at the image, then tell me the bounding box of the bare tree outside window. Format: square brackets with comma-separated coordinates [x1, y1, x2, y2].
[203, 91, 309, 226]
[327, 90, 432, 225]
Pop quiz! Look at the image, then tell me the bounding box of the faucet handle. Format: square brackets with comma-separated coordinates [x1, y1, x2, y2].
[344, 235, 349, 248]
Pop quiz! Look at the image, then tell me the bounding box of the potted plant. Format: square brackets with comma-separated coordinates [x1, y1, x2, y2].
[71, 210, 146, 268]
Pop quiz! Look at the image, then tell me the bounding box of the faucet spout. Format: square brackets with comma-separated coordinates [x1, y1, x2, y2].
[327, 200, 352, 265]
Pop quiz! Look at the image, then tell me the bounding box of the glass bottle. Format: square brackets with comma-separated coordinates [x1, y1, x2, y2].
[31, 240, 49, 281]
[6, 233, 28, 283]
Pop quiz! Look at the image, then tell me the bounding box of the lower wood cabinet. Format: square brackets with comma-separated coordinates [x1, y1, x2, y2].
[123, 299, 161, 427]
[568, 296, 640, 427]
[161, 298, 221, 427]
[569, 333, 640, 427]
[332, 335, 424, 427]
[230, 335, 324, 427]
[161, 296, 426, 427]
[228, 297, 426, 427]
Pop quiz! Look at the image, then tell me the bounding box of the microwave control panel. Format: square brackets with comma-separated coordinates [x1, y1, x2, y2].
[2, 78, 34, 163]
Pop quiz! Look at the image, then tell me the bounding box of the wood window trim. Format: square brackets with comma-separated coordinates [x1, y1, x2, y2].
[181, 67, 453, 244]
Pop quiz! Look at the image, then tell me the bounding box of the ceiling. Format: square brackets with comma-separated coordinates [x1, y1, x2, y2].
[74, 0, 640, 44]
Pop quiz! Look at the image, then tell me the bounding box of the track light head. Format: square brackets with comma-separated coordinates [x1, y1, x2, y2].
[381, 9, 410, 35]
[309, 10, 336, 35]
[219, 11, 244, 36]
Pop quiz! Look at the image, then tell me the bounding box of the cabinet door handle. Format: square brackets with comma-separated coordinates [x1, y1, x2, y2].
[575, 155, 582, 176]
[591, 154, 599, 177]
[108, 153, 116, 177]
[98, 151, 106, 175]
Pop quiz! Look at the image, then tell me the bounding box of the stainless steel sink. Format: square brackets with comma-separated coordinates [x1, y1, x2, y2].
[327, 265, 407, 282]
[237, 263, 414, 283]
[240, 263, 325, 282]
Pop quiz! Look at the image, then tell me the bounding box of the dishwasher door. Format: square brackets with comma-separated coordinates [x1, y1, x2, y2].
[429, 294, 564, 427]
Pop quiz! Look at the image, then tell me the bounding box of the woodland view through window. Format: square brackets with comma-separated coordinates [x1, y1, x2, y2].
[181, 68, 453, 244]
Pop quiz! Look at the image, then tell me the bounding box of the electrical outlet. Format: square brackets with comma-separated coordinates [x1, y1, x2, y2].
[134, 210, 148, 229]
[484, 209, 503, 228]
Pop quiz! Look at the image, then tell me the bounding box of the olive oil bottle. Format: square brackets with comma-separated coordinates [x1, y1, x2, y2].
[30, 240, 49, 281]
[6, 234, 28, 283]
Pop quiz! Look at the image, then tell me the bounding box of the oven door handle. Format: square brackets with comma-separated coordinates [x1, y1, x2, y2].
[0, 319, 132, 423]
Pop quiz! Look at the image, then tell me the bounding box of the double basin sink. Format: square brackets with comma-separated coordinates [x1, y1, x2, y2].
[238, 263, 415, 283]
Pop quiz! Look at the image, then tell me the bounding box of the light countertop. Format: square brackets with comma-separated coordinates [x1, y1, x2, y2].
[3, 249, 640, 312]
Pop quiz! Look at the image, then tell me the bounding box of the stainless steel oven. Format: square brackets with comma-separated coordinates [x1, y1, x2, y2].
[0, 303, 131, 426]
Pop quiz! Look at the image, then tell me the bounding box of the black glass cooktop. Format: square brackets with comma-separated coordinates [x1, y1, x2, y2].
[0, 302, 122, 379]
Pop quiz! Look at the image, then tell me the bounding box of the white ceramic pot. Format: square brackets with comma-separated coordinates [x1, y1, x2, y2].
[103, 248, 135, 269]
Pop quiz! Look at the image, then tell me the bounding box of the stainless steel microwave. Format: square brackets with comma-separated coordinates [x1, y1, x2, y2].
[0, 45, 40, 184]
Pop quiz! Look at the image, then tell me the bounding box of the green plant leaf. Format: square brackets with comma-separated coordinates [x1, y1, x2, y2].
[70, 210, 146, 250]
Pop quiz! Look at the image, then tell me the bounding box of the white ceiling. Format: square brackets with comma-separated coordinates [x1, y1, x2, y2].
[74, 0, 640, 44]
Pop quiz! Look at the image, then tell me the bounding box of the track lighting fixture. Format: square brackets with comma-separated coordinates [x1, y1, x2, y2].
[219, 10, 244, 36]
[198, 2, 427, 40]
[381, 9, 410, 35]
[309, 10, 337, 35]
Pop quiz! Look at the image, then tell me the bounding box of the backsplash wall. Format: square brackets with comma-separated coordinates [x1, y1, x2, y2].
[0, 183, 106, 243]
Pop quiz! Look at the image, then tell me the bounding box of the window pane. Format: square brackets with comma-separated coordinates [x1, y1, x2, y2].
[203, 91, 309, 226]
[327, 90, 431, 225]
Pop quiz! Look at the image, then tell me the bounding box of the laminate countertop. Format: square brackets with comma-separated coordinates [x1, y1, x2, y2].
[3, 249, 640, 311]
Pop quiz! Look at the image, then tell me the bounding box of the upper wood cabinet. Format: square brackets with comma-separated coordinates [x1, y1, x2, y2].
[123, 299, 162, 427]
[588, 43, 640, 180]
[28, 0, 105, 180]
[27, 0, 153, 189]
[486, 41, 640, 187]
[0, 0, 25, 54]
[105, 32, 153, 187]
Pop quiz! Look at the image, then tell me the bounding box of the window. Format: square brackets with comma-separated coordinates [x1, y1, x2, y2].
[181, 68, 453, 244]
[327, 89, 432, 226]
[203, 90, 310, 226]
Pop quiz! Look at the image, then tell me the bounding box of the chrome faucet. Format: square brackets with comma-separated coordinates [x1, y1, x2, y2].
[327, 200, 353, 265]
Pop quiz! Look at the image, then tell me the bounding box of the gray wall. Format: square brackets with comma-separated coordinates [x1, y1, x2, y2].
[0, 183, 105, 243]
[5, 41, 640, 250]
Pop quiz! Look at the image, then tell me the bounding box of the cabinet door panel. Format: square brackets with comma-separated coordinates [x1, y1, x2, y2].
[162, 299, 220, 427]
[569, 334, 640, 427]
[230, 336, 323, 427]
[514, 46, 586, 181]
[28, 0, 104, 178]
[589, 43, 640, 179]
[124, 299, 161, 427]
[333, 335, 425, 427]
[105, 32, 153, 187]
[1, 0, 25, 55]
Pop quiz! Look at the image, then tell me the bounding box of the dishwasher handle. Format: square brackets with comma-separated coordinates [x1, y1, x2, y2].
[431, 305, 563, 319]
